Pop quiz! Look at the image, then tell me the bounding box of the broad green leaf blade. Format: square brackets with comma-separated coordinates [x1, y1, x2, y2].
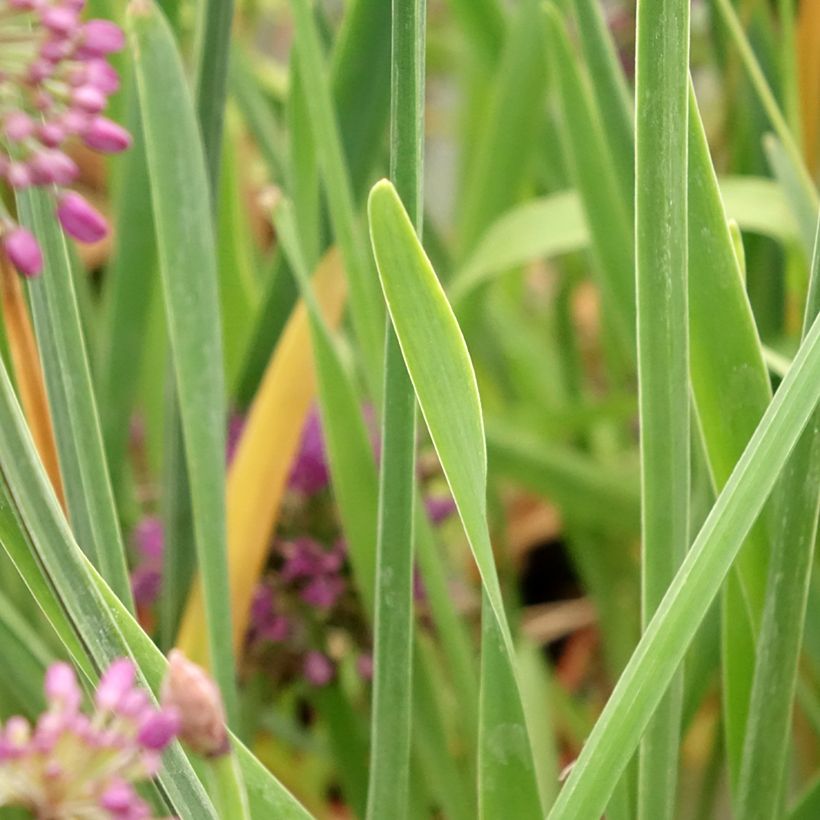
[128, 0, 238, 723]
[19, 188, 133, 609]
[634, 0, 691, 814]
[548, 308, 820, 820]
[368, 179, 542, 817]
[449, 178, 796, 303]
[450, 192, 587, 304]
[736, 212, 820, 819]
[720, 176, 801, 244]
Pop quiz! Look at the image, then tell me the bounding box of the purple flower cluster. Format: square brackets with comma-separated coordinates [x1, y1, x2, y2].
[130, 516, 164, 609]
[287, 407, 330, 496]
[0, 658, 178, 818]
[0, 0, 130, 276]
[249, 538, 369, 687]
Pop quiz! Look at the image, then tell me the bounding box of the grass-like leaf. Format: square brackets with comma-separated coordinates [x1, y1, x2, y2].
[736, 212, 820, 819]
[633, 0, 691, 814]
[365, 1, 425, 817]
[128, 0, 238, 723]
[19, 188, 133, 609]
[368, 179, 542, 818]
[548, 305, 820, 819]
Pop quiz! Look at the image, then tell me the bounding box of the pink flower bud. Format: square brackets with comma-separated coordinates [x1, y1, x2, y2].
[81, 19, 125, 56]
[84, 59, 120, 94]
[3, 228, 43, 277]
[95, 658, 135, 711]
[7, 163, 32, 188]
[41, 6, 78, 34]
[99, 780, 149, 815]
[57, 192, 108, 243]
[161, 651, 229, 757]
[38, 122, 66, 147]
[4, 113, 34, 142]
[44, 663, 82, 713]
[72, 85, 106, 113]
[83, 117, 131, 153]
[137, 709, 179, 750]
[30, 150, 78, 185]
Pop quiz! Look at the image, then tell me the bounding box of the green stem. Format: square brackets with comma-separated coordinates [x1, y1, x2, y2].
[208, 752, 251, 820]
[634, 0, 691, 817]
[365, 2, 425, 817]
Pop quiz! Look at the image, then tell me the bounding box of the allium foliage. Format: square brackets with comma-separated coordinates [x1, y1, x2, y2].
[0, 658, 178, 818]
[0, 0, 130, 276]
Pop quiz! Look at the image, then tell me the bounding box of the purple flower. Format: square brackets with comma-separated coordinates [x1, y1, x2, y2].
[130, 517, 164, 608]
[134, 517, 164, 562]
[0, 0, 129, 275]
[288, 406, 330, 495]
[0, 658, 177, 817]
[303, 651, 335, 687]
[226, 410, 245, 465]
[300, 575, 346, 609]
[425, 494, 457, 525]
[356, 653, 373, 682]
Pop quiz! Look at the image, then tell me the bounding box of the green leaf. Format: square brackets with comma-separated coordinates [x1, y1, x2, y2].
[366, 1, 425, 817]
[449, 178, 797, 303]
[736, 212, 820, 819]
[290, 0, 385, 388]
[457, 0, 547, 258]
[368, 179, 542, 818]
[548, 303, 820, 820]
[633, 0, 691, 813]
[274, 199, 476, 820]
[96, 84, 158, 495]
[686, 87, 775, 792]
[545, 6, 634, 359]
[18, 189, 133, 609]
[128, 0, 238, 724]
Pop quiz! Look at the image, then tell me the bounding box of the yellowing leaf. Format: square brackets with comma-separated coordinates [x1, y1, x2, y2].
[0, 253, 64, 507]
[176, 250, 347, 662]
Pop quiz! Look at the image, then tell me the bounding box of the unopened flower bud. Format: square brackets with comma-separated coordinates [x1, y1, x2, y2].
[83, 116, 132, 153]
[81, 19, 125, 55]
[57, 192, 108, 243]
[162, 650, 229, 757]
[3, 228, 43, 277]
